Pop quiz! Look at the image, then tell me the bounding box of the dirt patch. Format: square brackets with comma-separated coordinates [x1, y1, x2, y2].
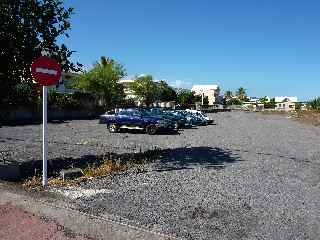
[295, 111, 320, 127]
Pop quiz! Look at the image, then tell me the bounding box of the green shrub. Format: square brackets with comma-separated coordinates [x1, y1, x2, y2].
[48, 90, 102, 111]
[226, 98, 242, 105]
[9, 83, 39, 107]
[308, 97, 320, 111]
[295, 102, 302, 111]
[264, 98, 276, 109]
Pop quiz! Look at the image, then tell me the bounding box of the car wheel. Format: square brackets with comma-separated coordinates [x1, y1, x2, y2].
[174, 122, 179, 130]
[108, 123, 118, 133]
[146, 124, 157, 135]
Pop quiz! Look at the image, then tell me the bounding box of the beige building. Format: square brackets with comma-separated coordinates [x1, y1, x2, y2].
[275, 101, 296, 112]
[191, 84, 220, 105]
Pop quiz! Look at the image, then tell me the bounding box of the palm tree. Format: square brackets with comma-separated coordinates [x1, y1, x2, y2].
[99, 56, 114, 67]
[236, 87, 247, 101]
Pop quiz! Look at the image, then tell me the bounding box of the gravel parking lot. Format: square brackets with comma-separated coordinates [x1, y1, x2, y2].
[1, 112, 320, 239]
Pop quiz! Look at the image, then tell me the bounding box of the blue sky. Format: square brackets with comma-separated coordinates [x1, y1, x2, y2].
[63, 0, 320, 101]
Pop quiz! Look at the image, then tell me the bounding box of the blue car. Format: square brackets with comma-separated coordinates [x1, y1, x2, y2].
[103, 108, 175, 135]
[174, 110, 206, 126]
[147, 108, 186, 129]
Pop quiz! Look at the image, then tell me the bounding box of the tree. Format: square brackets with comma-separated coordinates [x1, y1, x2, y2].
[264, 98, 276, 109]
[0, 0, 82, 107]
[226, 98, 242, 105]
[224, 90, 233, 100]
[177, 90, 194, 106]
[72, 56, 126, 107]
[130, 75, 157, 106]
[308, 97, 320, 111]
[295, 102, 302, 111]
[157, 80, 177, 102]
[236, 87, 247, 101]
[259, 96, 269, 103]
[203, 96, 209, 105]
[193, 94, 202, 103]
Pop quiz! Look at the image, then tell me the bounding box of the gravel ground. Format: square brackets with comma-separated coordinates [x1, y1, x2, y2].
[1, 112, 320, 239]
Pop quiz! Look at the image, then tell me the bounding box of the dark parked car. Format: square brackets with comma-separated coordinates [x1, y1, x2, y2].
[102, 108, 175, 135]
[146, 108, 185, 129]
[99, 110, 115, 124]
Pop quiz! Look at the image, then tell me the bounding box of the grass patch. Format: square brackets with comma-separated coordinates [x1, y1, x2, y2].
[22, 175, 86, 190]
[83, 159, 126, 178]
[22, 150, 158, 190]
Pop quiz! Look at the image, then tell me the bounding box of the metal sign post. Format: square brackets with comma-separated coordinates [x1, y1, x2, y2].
[42, 86, 48, 186]
[31, 56, 61, 188]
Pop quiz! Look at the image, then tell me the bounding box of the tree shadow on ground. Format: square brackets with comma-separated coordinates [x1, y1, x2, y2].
[0, 119, 70, 127]
[3, 146, 241, 181]
[154, 146, 242, 172]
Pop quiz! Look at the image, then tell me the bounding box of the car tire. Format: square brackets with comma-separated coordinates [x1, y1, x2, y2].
[146, 124, 157, 135]
[108, 123, 118, 133]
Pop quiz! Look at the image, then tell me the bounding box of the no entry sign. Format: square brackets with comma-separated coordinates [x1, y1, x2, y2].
[31, 56, 61, 86]
[31, 55, 62, 187]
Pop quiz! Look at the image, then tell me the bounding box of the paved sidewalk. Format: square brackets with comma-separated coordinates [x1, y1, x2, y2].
[0, 204, 90, 240]
[0, 182, 173, 240]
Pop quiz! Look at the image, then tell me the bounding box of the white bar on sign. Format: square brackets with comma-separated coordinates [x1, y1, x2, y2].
[36, 67, 57, 75]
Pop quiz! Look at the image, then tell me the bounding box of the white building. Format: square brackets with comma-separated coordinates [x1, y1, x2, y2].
[248, 97, 260, 103]
[275, 96, 298, 103]
[191, 84, 220, 105]
[48, 72, 77, 94]
[248, 96, 270, 103]
[118, 79, 163, 100]
[119, 79, 174, 107]
[118, 79, 136, 99]
[275, 101, 296, 112]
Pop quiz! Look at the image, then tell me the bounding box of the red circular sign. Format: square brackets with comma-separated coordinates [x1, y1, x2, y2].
[31, 56, 61, 86]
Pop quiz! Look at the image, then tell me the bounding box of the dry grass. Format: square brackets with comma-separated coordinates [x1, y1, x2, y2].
[259, 110, 320, 127]
[22, 175, 83, 190]
[260, 110, 290, 115]
[22, 147, 158, 190]
[22, 158, 145, 190]
[295, 111, 320, 127]
[82, 160, 125, 178]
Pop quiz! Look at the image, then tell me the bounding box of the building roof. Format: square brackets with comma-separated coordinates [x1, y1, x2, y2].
[191, 85, 219, 91]
[275, 96, 298, 103]
[119, 79, 162, 84]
